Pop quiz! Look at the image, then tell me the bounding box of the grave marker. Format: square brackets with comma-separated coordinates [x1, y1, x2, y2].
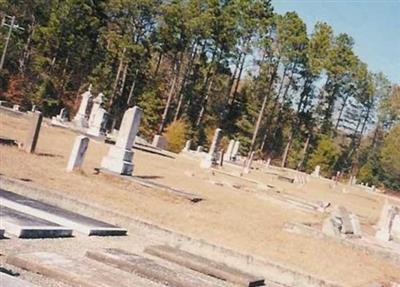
[73, 86, 92, 128]
[101, 106, 142, 175]
[87, 108, 106, 137]
[66, 135, 89, 172]
[201, 128, 222, 168]
[24, 111, 42, 153]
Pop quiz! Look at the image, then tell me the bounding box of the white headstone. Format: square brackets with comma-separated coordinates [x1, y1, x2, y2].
[13, 104, 20, 111]
[182, 140, 192, 152]
[265, 158, 271, 169]
[376, 204, 399, 242]
[196, 146, 203, 153]
[243, 151, 255, 174]
[73, 87, 92, 128]
[88, 92, 104, 127]
[31, 105, 37, 112]
[231, 140, 240, 161]
[66, 136, 89, 172]
[87, 108, 106, 137]
[225, 139, 235, 161]
[101, 106, 142, 175]
[201, 128, 222, 168]
[311, 165, 320, 177]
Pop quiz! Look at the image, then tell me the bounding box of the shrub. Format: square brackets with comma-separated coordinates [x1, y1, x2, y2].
[163, 120, 189, 153]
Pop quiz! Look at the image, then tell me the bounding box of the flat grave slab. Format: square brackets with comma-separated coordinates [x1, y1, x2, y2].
[0, 188, 127, 236]
[0, 205, 72, 238]
[99, 169, 203, 203]
[86, 248, 217, 287]
[145, 245, 265, 287]
[1, 272, 39, 287]
[7, 252, 156, 287]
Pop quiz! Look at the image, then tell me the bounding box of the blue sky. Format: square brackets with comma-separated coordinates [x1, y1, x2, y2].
[272, 0, 400, 84]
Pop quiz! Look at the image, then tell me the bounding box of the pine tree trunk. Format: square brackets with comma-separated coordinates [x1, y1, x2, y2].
[281, 133, 292, 167]
[297, 134, 310, 170]
[174, 41, 198, 121]
[110, 47, 126, 108]
[127, 69, 138, 106]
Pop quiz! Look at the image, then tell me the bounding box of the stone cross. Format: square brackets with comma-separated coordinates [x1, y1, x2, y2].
[88, 92, 104, 128]
[24, 112, 43, 153]
[66, 136, 89, 172]
[87, 108, 106, 137]
[73, 87, 92, 128]
[225, 139, 235, 161]
[101, 106, 142, 175]
[201, 128, 222, 168]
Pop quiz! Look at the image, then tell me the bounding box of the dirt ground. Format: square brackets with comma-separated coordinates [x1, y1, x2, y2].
[1, 111, 400, 286]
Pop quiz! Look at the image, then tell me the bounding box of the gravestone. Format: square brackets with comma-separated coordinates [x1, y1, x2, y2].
[24, 112, 43, 153]
[322, 206, 361, 237]
[265, 158, 271, 169]
[201, 128, 222, 168]
[311, 165, 320, 177]
[0, 205, 72, 238]
[244, 151, 255, 174]
[152, 134, 168, 150]
[182, 139, 192, 152]
[66, 135, 89, 172]
[31, 105, 37, 112]
[196, 146, 203, 153]
[375, 203, 399, 242]
[225, 139, 235, 161]
[51, 108, 68, 127]
[87, 108, 106, 137]
[88, 92, 104, 127]
[73, 86, 92, 128]
[12, 104, 20, 111]
[231, 140, 240, 161]
[101, 106, 142, 175]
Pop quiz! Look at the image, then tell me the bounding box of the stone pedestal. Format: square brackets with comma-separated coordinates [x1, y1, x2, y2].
[201, 128, 222, 168]
[73, 89, 92, 128]
[66, 136, 89, 172]
[101, 106, 142, 175]
[87, 108, 106, 137]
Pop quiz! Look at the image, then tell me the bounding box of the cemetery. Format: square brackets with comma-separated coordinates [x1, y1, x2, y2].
[2, 0, 400, 284]
[0, 93, 400, 287]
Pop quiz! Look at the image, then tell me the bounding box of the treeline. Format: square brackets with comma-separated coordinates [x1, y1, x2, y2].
[0, 0, 399, 190]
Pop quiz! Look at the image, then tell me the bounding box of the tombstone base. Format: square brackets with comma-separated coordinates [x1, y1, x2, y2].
[101, 146, 134, 175]
[72, 115, 88, 128]
[200, 154, 215, 169]
[376, 229, 391, 242]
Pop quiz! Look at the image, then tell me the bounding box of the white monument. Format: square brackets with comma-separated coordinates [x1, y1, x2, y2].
[101, 106, 142, 175]
[375, 202, 400, 242]
[182, 140, 192, 152]
[231, 140, 240, 161]
[88, 92, 104, 127]
[311, 165, 320, 177]
[87, 108, 106, 137]
[66, 136, 89, 172]
[225, 139, 235, 161]
[201, 128, 222, 168]
[73, 85, 93, 128]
